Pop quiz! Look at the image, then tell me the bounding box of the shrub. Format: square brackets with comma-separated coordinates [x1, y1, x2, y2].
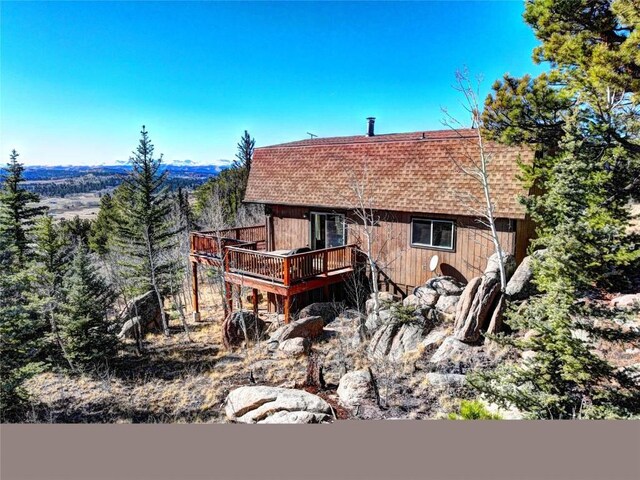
[448, 399, 502, 420]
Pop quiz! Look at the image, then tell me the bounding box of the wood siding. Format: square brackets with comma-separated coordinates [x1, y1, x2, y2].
[271, 205, 310, 251]
[269, 204, 534, 295]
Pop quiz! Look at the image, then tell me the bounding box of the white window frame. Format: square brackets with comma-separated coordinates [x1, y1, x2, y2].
[410, 218, 455, 251]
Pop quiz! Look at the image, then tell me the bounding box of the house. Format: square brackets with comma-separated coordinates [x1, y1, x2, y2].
[189, 118, 535, 323]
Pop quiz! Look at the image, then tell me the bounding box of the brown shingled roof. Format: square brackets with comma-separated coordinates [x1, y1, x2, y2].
[245, 128, 533, 219]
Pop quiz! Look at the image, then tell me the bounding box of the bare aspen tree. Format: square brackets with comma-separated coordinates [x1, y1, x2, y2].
[442, 68, 508, 291]
[200, 185, 232, 316]
[235, 202, 264, 228]
[347, 162, 405, 324]
[165, 196, 192, 339]
[101, 250, 143, 353]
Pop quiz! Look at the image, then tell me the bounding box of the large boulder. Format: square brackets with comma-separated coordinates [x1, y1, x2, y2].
[453, 274, 501, 343]
[323, 312, 365, 348]
[422, 276, 465, 296]
[611, 293, 640, 310]
[225, 386, 332, 424]
[269, 316, 325, 343]
[484, 252, 517, 280]
[223, 311, 266, 348]
[117, 290, 163, 339]
[278, 337, 311, 357]
[365, 292, 401, 315]
[412, 287, 440, 308]
[337, 369, 377, 407]
[420, 328, 450, 355]
[298, 302, 341, 325]
[365, 308, 392, 334]
[429, 336, 473, 364]
[411, 276, 465, 321]
[435, 294, 461, 316]
[453, 277, 482, 329]
[485, 295, 506, 336]
[505, 251, 546, 301]
[368, 312, 436, 362]
[429, 336, 507, 374]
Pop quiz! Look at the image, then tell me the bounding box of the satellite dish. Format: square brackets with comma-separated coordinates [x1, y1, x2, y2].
[429, 255, 439, 273]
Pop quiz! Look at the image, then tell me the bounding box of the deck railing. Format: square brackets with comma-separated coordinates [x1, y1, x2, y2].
[225, 244, 357, 286]
[199, 225, 266, 244]
[190, 225, 266, 256]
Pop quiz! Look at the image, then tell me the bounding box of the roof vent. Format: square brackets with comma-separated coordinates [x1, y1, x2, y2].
[366, 117, 376, 136]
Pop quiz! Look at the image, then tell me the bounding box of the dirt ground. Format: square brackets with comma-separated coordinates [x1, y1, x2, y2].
[22, 280, 639, 423]
[23, 285, 474, 423]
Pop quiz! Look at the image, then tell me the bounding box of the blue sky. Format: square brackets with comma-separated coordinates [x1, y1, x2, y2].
[1, 1, 544, 166]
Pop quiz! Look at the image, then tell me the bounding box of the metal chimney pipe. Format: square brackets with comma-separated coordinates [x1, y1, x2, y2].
[366, 117, 376, 136]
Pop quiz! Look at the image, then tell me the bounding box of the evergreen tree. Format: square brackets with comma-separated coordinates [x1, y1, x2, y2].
[57, 245, 117, 370]
[60, 215, 92, 247]
[0, 149, 47, 420]
[232, 130, 255, 206]
[0, 150, 47, 262]
[89, 192, 118, 255]
[0, 239, 44, 421]
[114, 126, 180, 334]
[471, 0, 640, 418]
[176, 187, 195, 231]
[194, 130, 255, 225]
[31, 215, 74, 368]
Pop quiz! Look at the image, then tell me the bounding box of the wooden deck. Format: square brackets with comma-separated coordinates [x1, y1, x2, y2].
[189, 225, 357, 323]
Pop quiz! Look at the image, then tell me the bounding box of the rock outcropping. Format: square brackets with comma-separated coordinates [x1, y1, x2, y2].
[269, 316, 325, 344]
[453, 253, 517, 343]
[337, 369, 377, 407]
[222, 311, 266, 348]
[117, 290, 163, 339]
[225, 386, 333, 424]
[298, 302, 341, 326]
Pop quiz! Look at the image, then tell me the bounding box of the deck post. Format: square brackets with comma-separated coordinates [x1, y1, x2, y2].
[252, 288, 259, 315]
[283, 295, 291, 324]
[283, 256, 291, 286]
[191, 261, 200, 321]
[283, 256, 291, 323]
[322, 250, 329, 300]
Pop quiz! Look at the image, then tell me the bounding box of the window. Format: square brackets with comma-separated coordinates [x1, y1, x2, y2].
[411, 218, 455, 250]
[310, 212, 345, 249]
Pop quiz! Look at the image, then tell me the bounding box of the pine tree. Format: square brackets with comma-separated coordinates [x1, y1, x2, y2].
[231, 130, 255, 218]
[0, 150, 47, 262]
[0, 237, 45, 421]
[89, 192, 118, 255]
[57, 245, 117, 370]
[471, 0, 640, 419]
[114, 126, 181, 335]
[60, 215, 92, 247]
[31, 214, 74, 368]
[176, 187, 195, 231]
[233, 130, 255, 205]
[0, 149, 47, 420]
[193, 130, 255, 225]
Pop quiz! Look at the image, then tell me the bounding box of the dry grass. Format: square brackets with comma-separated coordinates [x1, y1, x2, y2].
[27, 281, 637, 423]
[38, 192, 102, 220]
[22, 283, 472, 423]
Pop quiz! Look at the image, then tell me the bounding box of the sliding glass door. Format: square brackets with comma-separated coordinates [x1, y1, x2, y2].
[310, 212, 345, 250]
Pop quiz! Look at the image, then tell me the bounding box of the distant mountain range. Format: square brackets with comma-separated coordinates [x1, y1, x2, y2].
[22, 163, 228, 181]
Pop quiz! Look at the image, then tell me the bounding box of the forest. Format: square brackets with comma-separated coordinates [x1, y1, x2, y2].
[1, 0, 639, 423]
[1, 127, 260, 422]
